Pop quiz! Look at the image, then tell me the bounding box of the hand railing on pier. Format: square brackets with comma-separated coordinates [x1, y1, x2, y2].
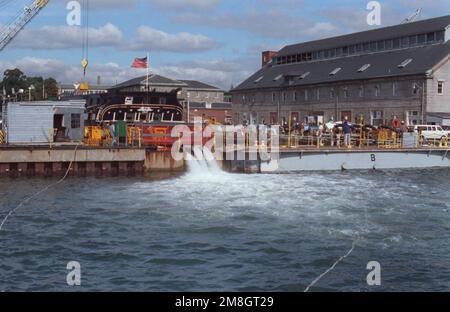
[0, 129, 4, 145]
[232, 125, 449, 152]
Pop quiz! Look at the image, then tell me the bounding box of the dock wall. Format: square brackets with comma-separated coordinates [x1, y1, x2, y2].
[0, 146, 186, 177]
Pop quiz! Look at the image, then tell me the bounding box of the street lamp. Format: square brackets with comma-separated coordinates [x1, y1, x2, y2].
[28, 84, 35, 101]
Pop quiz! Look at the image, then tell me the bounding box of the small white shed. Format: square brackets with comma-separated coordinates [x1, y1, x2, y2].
[2, 100, 86, 144]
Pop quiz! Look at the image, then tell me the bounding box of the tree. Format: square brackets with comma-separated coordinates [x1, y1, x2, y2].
[1, 68, 28, 95]
[0, 68, 59, 101]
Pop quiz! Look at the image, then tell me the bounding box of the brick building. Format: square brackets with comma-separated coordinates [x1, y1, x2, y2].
[231, 15, 450, 127]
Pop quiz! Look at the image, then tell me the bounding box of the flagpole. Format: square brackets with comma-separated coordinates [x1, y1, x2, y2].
[145, 52, 149, 104]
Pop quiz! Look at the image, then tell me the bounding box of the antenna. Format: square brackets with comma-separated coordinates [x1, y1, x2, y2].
[400, 8, 422, 24]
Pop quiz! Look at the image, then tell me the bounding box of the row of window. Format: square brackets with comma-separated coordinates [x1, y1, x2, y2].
[241, 81, 445, 104]
[274, 31, 445, 65]
[103, 110, 182, 122]
[255, 59, 413, 84]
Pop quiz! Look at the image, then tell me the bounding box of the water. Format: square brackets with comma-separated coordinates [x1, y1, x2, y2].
[1, 162, 450, 291]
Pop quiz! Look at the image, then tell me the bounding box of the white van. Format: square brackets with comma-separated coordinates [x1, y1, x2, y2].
[414, 125, 448, 141]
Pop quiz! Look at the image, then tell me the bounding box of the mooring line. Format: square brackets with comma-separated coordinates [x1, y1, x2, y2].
[304, 237, 359, 292]
[0, 144, 79, 232]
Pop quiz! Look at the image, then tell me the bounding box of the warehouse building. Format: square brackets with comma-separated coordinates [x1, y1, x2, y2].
[231, 15, 450, 127]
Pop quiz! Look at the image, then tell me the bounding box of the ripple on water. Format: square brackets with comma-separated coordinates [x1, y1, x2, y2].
[1, 168, 450, 291]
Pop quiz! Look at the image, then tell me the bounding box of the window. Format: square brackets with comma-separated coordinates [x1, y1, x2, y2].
[371, 110, 384, 126]
[293, 91, 298, 101]
[304, 90, 309, 101]
[375, 85, 380, 97]
[274, 74, 283, 81]
[359, 86, 364, 97]
[254, 76, 263, 83]
[393, 82, 398, 96]
[330, 88, 335, 99]
[349, 45, 356, 55]
[300, 72, 310, 79]
[418, 34, 426, 44]
[363, 43, 370, 52]
[438, 81, 444, 95]
[358, 64, 371, 72]
[282, 92, 287, 103]
[385, 40, 393, 49]
[412, 83, 419, 95]
[398, 58, 413, 68]
[317, 89, 320, 100]
[343, 88, 350, 98]
[330, 67, 342, 76]
[377, 40, 385, 50]
[370, 42, 377, 51]
[272, 92, 276, 103]
[393, 38, 400, 49]
[71, 114, 81, 129]
[409, 35, 418, 46]
[427, 32, 435, 42]
[401, 37, 409, 48]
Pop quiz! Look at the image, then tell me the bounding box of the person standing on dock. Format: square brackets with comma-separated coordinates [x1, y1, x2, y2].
[343, 117, 352, 147]
[109, 122, 116, 147]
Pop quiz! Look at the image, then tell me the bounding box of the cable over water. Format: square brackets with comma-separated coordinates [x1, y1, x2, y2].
[0, 144, 79, 232]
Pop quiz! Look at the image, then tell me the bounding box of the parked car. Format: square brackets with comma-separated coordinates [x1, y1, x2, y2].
[414, 125, 448, 142]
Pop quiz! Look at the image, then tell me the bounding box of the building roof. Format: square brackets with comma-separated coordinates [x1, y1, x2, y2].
[111, 75, 222, 91]
[234, 42, 450, 90]
[59, 84, 111, 90]
[179, 80, 221, 91]
[277, 15, 450, 57]
[111, 74, 186, 90]
[233, 15, 450, 92]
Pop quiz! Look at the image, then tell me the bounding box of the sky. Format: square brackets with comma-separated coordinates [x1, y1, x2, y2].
[0, 0, 449, 90]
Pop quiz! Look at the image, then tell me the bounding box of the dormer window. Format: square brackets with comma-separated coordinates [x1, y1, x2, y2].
[358, 64, 371, 72]
[274, 74, 283, 81]
[398, 58, 413, 68]
[300, 72, 310, 79]
[330, 68, 341, 76]
[254, 76, 263, 83]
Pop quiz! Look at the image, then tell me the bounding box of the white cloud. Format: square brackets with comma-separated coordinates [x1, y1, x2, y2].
[9, 23, 123, 50]
[173, 11, 339, 40]
[132, 26, 219, 53]
[0, 57, 253, 90]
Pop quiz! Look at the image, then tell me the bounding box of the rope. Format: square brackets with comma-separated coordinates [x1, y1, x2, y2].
[304, 199, 369, 292]
[304, 237, 359, 292]
[0, 144, 79, 232]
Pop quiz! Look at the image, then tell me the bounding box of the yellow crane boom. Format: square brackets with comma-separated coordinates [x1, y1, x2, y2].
[0, 0, 50, 52]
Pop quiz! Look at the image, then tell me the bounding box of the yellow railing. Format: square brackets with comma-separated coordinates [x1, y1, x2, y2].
[0, 129, 4, 145]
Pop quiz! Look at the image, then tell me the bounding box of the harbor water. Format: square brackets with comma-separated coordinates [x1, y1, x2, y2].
[1, 160, 450, 291]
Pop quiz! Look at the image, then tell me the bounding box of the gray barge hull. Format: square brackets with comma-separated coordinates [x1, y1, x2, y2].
[259, 149, 450, 173]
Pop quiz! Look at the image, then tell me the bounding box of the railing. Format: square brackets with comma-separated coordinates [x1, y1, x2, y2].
[0, 129, 4, 145]
[230, 126, 449, 151]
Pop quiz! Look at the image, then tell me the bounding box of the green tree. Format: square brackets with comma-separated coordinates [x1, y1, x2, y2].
[1, 68, 28, 95]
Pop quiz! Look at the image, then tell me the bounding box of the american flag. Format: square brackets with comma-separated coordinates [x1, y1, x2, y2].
[131, 56, 149, 68]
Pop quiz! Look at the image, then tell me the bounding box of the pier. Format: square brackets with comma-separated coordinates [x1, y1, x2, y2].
[0, 145, 185, 177]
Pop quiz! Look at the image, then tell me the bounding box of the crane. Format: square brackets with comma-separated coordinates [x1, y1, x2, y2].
[0, 0, 50, 52]
[400, 8, 422, 24]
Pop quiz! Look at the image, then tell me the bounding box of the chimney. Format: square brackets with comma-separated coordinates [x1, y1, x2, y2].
[97, 75, 101, 85]
[262, 51, 277, 67]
